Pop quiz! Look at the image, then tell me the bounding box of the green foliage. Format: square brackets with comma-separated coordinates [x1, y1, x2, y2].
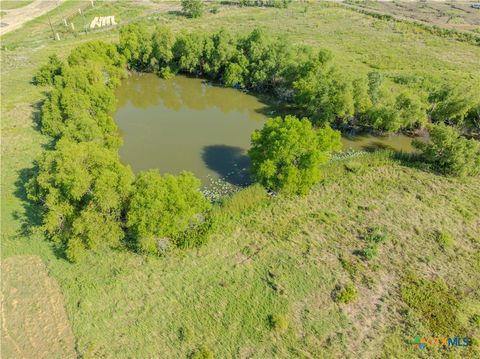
[294, 49, 354, 124]
[151, 26, 176, 72]
[173, 32, 205, 74]
[239, 28, 290, 90]
[39, 41, 125, 148]
[114, 24, 476, 134]
[429, 83, 480, 131]
[364, 227, 389, 243]
[175, 215, 216, 249]
[26, 139, 133, 262]
[190, 346, 213, 359]
[118, 23, 153, 70]
[238, 0, 292, 8]
[202, 29, 238, 79]
[335, 284, 358, 304]
[413, 124, 480, 177]
[127, 170, 210, 255]
[249, 115, 342, 195]
[181, 0, 204, 18]
[268, 313, 289, 332]
[367, 71, 383, 105]
[401, 274, 463, 335]
[435, 230, 454, 250]
[394, 90, 428, 129]
[359, 244, 378, 261]
[34, 54, 63, 85]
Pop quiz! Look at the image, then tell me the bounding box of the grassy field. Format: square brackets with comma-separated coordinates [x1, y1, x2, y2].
[1, 1, 480, 358]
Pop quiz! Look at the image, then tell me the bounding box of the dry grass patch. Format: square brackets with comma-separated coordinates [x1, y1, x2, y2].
[1, 255, 76, 359]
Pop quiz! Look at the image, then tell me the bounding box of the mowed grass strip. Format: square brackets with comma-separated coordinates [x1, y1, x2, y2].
[1, 255, 76, 359]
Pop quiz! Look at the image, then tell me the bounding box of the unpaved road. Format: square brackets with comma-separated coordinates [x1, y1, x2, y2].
[0, 0, 63, 36]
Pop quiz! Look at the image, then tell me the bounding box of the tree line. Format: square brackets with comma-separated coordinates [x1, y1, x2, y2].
[118, 23, 480, 134]
[29, 24, 479, 262]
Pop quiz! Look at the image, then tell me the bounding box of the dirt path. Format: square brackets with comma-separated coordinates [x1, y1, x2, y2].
[0, 0, 63, 36]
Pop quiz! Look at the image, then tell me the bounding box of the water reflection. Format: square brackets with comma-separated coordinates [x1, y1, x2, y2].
[114, 74, 418, 186]
[116, 74, 266, 120]
[114, 74, 267, 184]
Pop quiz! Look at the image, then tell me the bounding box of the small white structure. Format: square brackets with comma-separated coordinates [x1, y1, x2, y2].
[90, 16, 117, 29]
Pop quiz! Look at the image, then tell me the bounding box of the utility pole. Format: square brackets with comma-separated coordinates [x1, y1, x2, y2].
[47, 14, 56, 40]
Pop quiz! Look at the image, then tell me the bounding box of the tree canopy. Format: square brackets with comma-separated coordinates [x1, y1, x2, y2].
[249, 115, 342, 195]
[413, 124, 480, 177]
[26, 139, 134, 262]
[127, 170, 210, 254]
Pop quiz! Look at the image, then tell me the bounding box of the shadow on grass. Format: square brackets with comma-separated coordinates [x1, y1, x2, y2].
[13, 165, 43, 238]
[202, 144, 252, 186]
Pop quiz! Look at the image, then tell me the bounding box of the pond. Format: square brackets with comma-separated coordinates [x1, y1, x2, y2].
[114, 74, 416, 186]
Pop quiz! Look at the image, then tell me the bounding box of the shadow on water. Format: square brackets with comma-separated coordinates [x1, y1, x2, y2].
[202, 145, 252, 186]
[362, 141, 394, 152]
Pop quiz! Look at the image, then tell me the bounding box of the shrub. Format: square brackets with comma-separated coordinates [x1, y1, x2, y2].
[435, 230, 454, 250]
[182, 0, 204, 18]
[364, 227, 389, 243]
[335, 284, 358, 304]
[360, 244, 378, 261]
[26, 139, 134, 262]
[127, 170, 210, 254]
[190, 346, 213, 359]
[413, 124, 480, 177]
[34, 54, 64, 85]
[268, 313, 289, 332]
[174, 215, 216, 249]
[249, 115, 342, 195]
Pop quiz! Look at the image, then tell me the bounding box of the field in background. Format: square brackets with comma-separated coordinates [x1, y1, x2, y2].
[0, 0, 34, 11]
[345, 0, 480, 33]
[1, 1, 480, 358]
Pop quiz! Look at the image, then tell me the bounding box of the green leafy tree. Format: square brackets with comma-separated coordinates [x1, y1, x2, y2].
[118, 23, 153, 70]
[249, 115, 342, 195]
[26, 139, 134, 262]
[294, 50, 354, 124]
[429, 83, 480, 131]
[413, 124, 480, 177]
[181, 0, 204, 18]
[67, 40, 126, 87]
[395, 90, 428, 129]
[40, 65, 121, 148]
[352, 77, 372, 115]
[34, 54, 64, 85]
[173, 32, 205, 74]
[239, 28, 289, 89]
[127, 170, 210, 254]
[151, 25, 176, 74]
[202, 29, 239, 79]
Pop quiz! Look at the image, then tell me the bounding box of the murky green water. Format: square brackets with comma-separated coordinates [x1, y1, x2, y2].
[114, 74, 416, 185]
